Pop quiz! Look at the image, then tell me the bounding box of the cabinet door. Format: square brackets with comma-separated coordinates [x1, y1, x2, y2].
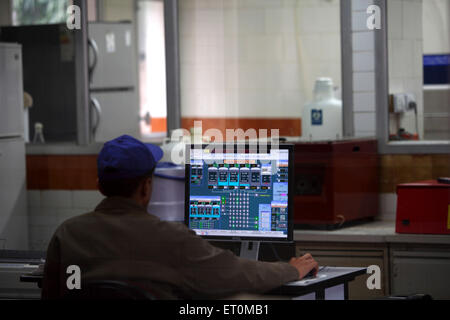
[391, 249, 450, 299]
[297, 244, 389, 300]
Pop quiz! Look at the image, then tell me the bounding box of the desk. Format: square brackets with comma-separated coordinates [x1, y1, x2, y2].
[21, 267, 366, 300]
[268, 267, 367, 300]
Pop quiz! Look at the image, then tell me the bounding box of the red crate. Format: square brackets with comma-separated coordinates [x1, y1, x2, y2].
[396, 180, 450, 235]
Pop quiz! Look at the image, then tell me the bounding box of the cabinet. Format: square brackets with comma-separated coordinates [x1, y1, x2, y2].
[296, 242, 389, 300]
[390, 244, 450, 300]
[297, 240, 450, 300]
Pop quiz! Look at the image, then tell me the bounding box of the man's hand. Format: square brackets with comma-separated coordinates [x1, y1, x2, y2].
[288, 253, 319, 279]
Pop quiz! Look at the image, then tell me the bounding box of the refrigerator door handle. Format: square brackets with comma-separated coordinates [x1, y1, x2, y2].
[90, 96, 102, 136]
[88, 38, 99, 83]
[141, 111, 152, 126]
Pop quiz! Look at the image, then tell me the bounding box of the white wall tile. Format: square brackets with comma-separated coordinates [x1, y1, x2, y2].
[237, 0, 281, 9]
[241, 35, 284, 63]
[353, 31, 375, 51]
[387, 0, 403, 40]
[72, 191, 104, 210]
[402, 0, 423, 40]
[352, 11, 369, 31]
[353, 72, 376, 92]
[354, 92, 376, 112]
[423, 0, 450, 54]
[352, 0, 375, 12]
[283, 35, 300, 62]
[265, 7, 296, 35]
[353, 52, 375, 72]
[413, 40, 424, 78]
[29, 225, 55, 251]
[390, 39, 416, 78]
[27, 191, 41, 208]
[237, 8, 266, 35]
[354, 112, 376, 132]
[28, 208, 58, 227]
[40, 190, 72, 208]
[278, 63, 303, 91]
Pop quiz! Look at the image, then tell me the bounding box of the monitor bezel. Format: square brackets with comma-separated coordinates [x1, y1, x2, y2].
[184, 143, 294, 243]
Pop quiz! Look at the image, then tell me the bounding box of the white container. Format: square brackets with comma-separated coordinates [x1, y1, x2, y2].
[147, 162, 185, 222]
[302, 78, 343, 141]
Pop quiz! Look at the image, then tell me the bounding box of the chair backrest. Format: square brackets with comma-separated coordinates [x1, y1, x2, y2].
[64, 280, 156, 300]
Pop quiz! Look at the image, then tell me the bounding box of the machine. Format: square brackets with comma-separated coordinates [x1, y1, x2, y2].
[184, 144, 294, 260]
[292, 139, 378, 228]
[396, 180, 450, 235]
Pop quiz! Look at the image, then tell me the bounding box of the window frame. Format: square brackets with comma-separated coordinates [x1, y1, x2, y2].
[170, 0, 450, 153]
[373, 0, 449, 154]
[163, 0, 180, 136]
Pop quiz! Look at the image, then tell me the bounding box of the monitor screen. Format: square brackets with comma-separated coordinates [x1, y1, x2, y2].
[185, 144, 293, 242]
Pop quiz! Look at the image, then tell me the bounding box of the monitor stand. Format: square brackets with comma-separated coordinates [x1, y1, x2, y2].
[239, 241, 260, 261]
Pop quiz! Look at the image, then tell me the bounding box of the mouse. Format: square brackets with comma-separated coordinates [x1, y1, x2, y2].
[303, 269, 316, 279]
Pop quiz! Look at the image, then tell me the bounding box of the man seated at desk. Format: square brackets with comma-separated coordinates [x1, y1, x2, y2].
[42, 135, 318, 299]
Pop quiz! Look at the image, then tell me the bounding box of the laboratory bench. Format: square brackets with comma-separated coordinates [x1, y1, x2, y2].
[3, 220, 450, 300]
[294, 220, 450, 300]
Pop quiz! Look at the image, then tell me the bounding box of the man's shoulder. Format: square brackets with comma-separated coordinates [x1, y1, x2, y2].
[57, 211, 94, 229]
[150, 218, 195, 237]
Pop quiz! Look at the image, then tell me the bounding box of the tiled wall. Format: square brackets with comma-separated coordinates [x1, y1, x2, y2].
[179, 0, 342, 126]
[27, 190, 104, 251]
[351, 0, 431, 139]
[351, 0, 377, 137]
[423, 0, 450, 54]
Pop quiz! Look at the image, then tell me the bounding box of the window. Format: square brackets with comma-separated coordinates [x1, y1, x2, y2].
[387, 0, 450, 143]
[178, 0, 342, 141]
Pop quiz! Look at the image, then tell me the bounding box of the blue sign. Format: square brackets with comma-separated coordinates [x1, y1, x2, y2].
[311, 109, 323, 126]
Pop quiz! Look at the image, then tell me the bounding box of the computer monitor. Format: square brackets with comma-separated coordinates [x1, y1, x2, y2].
[185, 144, 294, 260]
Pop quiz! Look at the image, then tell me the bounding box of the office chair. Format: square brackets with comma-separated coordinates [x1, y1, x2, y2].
[64, 280, 156, 300]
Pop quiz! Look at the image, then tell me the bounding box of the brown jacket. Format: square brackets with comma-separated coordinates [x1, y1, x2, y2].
[42, 196, 299, 299]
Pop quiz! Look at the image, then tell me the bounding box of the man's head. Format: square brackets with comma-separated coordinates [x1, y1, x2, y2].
[97, 135, 163, 207]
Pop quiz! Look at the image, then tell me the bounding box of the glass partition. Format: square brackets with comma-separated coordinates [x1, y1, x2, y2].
[178, 0, 342, 141]
[387, 0, 450, 142]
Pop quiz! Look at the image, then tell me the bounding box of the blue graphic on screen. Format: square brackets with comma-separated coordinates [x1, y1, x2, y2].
[188, 149, 289, 238]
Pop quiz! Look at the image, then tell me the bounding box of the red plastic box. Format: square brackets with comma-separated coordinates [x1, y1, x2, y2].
[396, 180, 450, 235]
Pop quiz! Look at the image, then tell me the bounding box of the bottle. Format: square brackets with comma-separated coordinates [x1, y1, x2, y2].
[302, 78, 343, 141]
[33, 122, 45, 144]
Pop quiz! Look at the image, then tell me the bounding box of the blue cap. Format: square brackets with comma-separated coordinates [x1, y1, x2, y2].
[98, 135, 163, 181]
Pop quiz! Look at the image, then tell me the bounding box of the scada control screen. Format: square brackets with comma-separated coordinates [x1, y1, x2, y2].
[187, 146, 290, 239]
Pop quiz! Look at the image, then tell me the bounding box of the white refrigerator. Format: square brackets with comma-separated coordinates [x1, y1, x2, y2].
[88, 22, 140, 142]
[0, 42, 28, 250]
